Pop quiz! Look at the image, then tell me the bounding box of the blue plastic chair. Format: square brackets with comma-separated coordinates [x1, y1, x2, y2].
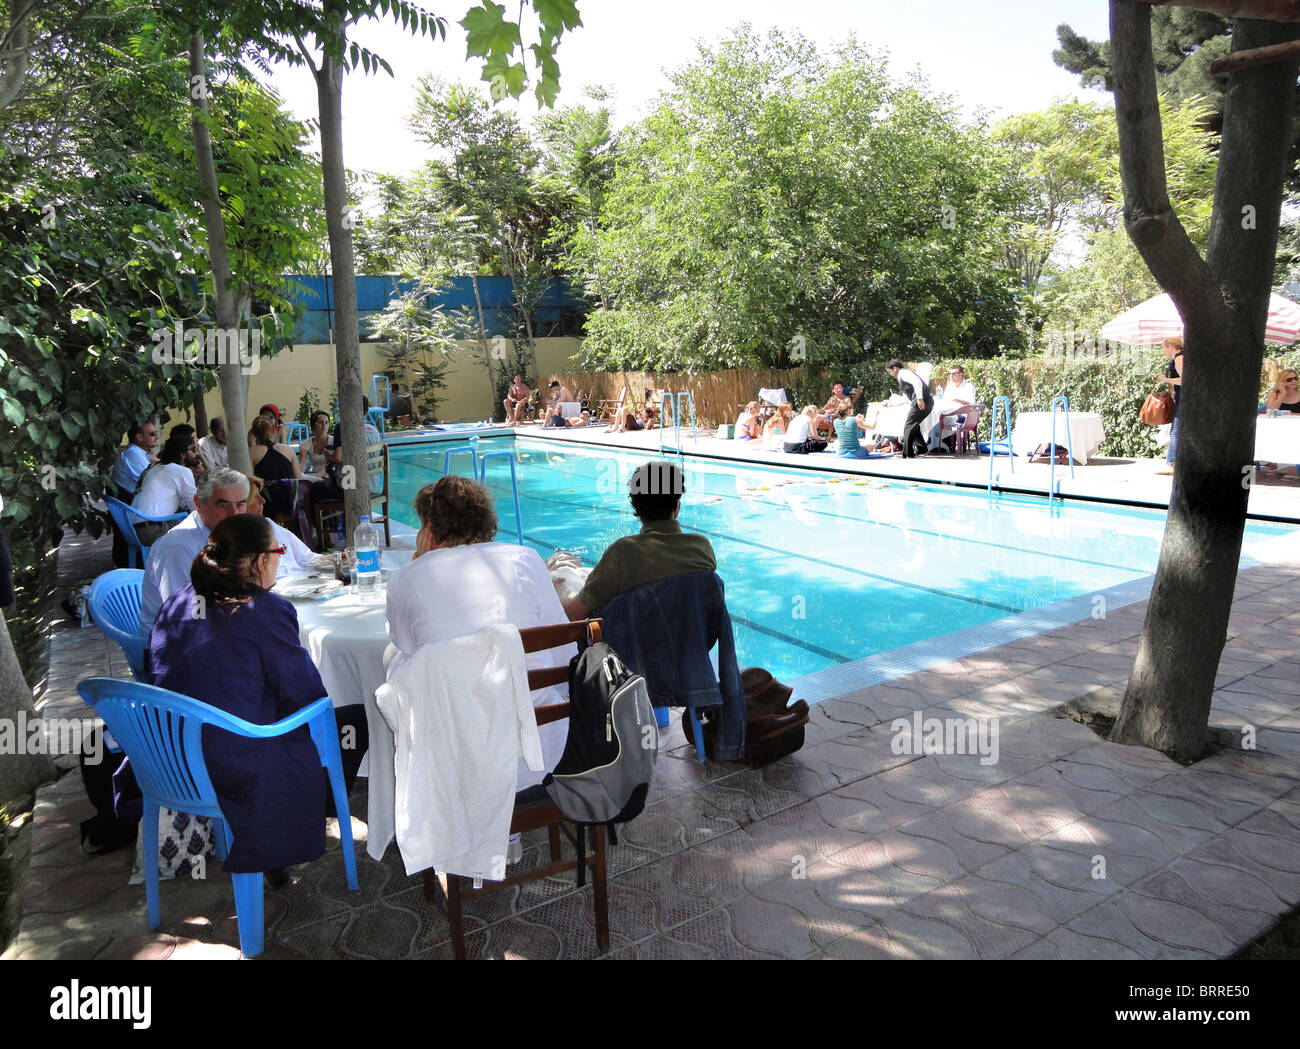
[103, 497, 186, 569]
[88, 570, 149, 680]
[75, 678, 358, 957]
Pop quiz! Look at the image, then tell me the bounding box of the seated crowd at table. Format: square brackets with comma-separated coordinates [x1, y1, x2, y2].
[111, 442, 735, 885]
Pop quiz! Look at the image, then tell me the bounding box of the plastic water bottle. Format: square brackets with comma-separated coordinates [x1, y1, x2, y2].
[354, 515, 380, 599]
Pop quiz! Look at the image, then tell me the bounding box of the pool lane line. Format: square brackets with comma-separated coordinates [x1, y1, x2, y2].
[487, 454, 1156, 577]
[494, 528, 859, 665]
[508, 431, 1300, 526]
[492, 483, 1030, 617]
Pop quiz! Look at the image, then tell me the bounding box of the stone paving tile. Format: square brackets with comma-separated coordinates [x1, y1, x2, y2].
[808, 790, 894, 839]
[491, 886, 639, 959]
[898, 882, 1040, 959]
[1181, 833, 1300, 905]
[1143, 772, 1274, 827]
[973, 846, 1120, 920]
[1130, 862, 1288, 943]
[1191, 749, 1300, 800]
[1068, 896, 1222, 960]
[829, 770, 945, 829]
[1081, 796, 1221, 858]
[659, 904, 786, 959]
[723, 892, 821, 958]
[947, 782, 1086, 846]
[928, 747, 1045, 788]
[1038, 925, 1152, 961]
[1031, 760, 1138, 812]
[1035, 818, 1177, 884]
[945, 871, 1061, 936]
[739, 797, 876, 866]
[869, 907, 982, 960]
[816, 921, 896, 960]
[749, 860, 879, 949]
[604, 933, 714, 960]
[899, 804, 1016, 872]
[1055, 738, 1190, 790]
[614, 850, 746, 927]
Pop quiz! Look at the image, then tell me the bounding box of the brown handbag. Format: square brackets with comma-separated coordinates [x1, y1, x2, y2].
[1139, 386, 1175, 426]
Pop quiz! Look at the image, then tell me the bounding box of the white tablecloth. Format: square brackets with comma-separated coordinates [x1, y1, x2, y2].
[293, 589, 394, 859]
[1255, 415, 1300, 463]
[1012, 411, 1106, 465]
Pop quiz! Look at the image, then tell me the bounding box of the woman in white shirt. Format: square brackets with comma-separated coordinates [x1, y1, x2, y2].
[385, 476, 574, 792]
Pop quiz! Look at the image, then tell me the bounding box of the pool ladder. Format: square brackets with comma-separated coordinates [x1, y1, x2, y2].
[987, 396, 1013, 494]
[441, 437, 525, 543]
[659, 392, 697, 458]
[1047, 396, 1075, 504]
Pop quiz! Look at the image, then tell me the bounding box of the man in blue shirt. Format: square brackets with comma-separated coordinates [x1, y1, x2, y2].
[110, 421, 159, 499]
[109, 420, 159, 567]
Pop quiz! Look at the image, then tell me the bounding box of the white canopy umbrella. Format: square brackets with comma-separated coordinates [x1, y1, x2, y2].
[1100, 292, 1300, 346]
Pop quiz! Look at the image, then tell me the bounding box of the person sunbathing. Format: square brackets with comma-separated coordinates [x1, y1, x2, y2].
[762, 403, 793, 450]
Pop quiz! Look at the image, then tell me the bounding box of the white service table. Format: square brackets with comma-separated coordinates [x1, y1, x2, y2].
[861, 402, 911, 439]
[1012, 411, 1106, 465]
[1255, 414, 1300, 463]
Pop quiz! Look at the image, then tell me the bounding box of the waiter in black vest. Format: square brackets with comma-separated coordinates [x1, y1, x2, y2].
[887, 359, 934, 458]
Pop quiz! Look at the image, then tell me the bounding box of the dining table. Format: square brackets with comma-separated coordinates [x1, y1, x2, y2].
[285, 579, 399, 860]
[1255, 414, 1300, 465]
[1012, 411, 1106, 465]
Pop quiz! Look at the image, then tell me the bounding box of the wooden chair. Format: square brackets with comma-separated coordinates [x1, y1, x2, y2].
[314, 441, 391, 551]
[423, 618, 609, 959]
[595, 386, 629, 425]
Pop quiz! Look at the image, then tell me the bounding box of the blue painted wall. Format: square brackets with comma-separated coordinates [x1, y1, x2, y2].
[285, 274, 586, 344]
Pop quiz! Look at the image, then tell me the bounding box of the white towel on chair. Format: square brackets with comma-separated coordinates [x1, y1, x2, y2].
[374, 625, 543, 880]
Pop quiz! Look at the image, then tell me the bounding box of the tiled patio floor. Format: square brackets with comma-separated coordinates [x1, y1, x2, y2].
[4, 529, 1299, 960]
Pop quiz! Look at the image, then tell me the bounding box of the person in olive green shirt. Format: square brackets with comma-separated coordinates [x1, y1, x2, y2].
[563, 461, 715, 620]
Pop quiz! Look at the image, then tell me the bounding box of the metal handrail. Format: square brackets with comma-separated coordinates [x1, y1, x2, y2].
[1048, 395, 1075, 501]
[477, 450, 525, 544]
[987, 396, 1013, 493]
[658, 391, 697, 457]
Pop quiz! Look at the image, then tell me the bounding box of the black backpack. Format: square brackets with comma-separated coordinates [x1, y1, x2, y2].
[544, 642, 657, 883]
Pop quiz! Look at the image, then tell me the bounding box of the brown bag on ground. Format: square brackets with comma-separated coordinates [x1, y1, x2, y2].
[1139, 387, 1175, 425]
[699, 667, 810, 766]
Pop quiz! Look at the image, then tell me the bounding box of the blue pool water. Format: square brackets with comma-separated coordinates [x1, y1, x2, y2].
[387, 437, 1298, 682]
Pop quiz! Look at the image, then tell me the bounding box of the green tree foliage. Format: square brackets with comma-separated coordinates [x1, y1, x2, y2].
[1035, 96, 1219, 341]
[1052, 7, 1299, 186]
[569, 28, 1026, 374]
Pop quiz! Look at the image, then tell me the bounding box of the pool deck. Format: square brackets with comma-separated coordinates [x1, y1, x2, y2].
[5, 453, 1300, 961]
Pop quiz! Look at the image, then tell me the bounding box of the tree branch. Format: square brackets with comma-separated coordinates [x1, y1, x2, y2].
[1109, 0, 1215, 317]
[1210, 38, 1300, 74]
[1132, 0, 1300, 19]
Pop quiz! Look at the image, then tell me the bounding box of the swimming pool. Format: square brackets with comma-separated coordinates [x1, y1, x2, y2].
[387, 437, 1299, 682]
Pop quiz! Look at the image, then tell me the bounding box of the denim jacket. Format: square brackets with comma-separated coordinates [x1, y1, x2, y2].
[596, 571, 746, 762]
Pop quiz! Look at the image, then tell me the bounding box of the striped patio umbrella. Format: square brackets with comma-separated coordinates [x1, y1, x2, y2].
[1100, 292, 1300, 346]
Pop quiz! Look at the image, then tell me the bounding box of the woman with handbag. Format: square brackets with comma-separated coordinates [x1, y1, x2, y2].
[1156, 337, 1184, 475]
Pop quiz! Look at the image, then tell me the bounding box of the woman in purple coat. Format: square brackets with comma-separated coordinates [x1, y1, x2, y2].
[148, 514, 328, 874]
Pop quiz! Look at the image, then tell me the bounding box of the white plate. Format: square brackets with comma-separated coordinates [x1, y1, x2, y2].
[275, 578, 344, 600]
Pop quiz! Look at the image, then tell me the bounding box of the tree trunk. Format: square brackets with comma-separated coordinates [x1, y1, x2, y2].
[1109, 2, 1300, 760]
[314, 29, 366, 541]
[188, 30, 251, 476]
[192, 375, 208, 435]
[470, 272, 496, 401]
[0, 611, 56, 803]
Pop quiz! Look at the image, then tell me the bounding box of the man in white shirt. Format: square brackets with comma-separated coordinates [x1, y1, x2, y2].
[138, 468, 314, 632]
[886, 359, 935, 458]
[938, 366, 978, 411]
[198, 417, 229, 469]
[131, 433, 200, 543]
